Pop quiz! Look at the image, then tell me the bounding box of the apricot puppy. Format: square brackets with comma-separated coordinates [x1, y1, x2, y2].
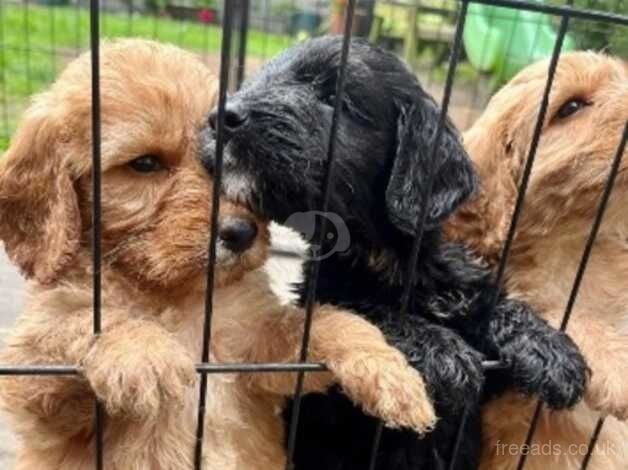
[0, 39, 435, 469]
[446, 52, 628, 470]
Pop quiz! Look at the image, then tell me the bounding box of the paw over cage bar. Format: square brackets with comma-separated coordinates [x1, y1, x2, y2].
[0, 1, 626, 470]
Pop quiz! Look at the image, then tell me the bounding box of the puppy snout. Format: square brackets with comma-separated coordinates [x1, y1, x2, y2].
[218, 218, 258, 253]
[208, 103, 249, 133]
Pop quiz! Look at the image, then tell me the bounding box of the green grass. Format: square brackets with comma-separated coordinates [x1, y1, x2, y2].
[0, 3, 294, 151]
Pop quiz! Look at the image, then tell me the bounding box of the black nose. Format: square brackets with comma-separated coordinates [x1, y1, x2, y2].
[208, 103, 248, 133]
[218, 218, 258, 253]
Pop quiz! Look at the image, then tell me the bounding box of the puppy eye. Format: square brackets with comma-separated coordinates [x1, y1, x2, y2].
[556, 98, 590, 120]
[128, 155, 165, 173]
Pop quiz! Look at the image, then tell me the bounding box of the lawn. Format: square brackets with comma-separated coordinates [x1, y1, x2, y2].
[0, 2, 294, 151]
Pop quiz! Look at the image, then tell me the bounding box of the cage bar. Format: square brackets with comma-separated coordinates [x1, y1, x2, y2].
[193, 2, 235, 468]
[517, 122, 627, 470]
[284, 2, 357, 469]
[88, 0, 104, 467]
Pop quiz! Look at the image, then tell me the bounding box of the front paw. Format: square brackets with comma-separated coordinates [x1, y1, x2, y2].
[415, 330, 485, 414]
[585, 362, 628, 420]
[81, 323, 196, 420]
[505, 331, 589, 410]
[328, 349, 437, 435]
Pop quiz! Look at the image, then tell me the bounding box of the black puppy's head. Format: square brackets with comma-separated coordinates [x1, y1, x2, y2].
[201, 36, 476, 250]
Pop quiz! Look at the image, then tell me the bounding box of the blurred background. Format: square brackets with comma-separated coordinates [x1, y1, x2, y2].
[0, 0, 626, 152]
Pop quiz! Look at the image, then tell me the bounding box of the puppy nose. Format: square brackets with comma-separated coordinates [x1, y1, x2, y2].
[208, 103, 249, 133]
[218, 218, 258, 253]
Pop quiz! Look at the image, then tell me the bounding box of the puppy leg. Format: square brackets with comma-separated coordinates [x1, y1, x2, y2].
[371, 311, 486, 415]
[81, 316, 196, 420]
[478, 299, 589, 410]
[555, 313, 628, 420]
[246, 304, 437, 434]
[0, 305, 195, 440]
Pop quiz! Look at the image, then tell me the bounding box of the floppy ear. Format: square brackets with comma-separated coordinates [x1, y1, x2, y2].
[0, 106, 81, 284]
[386, 99, 477, 236]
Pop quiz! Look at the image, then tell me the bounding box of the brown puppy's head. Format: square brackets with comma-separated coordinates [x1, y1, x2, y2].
[447, 52, 627, 261]
[0, 39, 269, 290]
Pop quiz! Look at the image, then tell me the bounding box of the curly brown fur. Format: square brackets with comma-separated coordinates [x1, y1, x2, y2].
[0, 39, 435, 470]
[445, 52, 628, 470]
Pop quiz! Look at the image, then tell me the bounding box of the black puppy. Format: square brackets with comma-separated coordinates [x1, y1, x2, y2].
[200, 37, 588, 470]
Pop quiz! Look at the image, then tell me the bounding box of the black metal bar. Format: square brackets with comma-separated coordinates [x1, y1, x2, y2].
[558, 123, 627, 332]
[89, 0, 102, 351]
[490, 13, 571, 312]
[193, 2, 235, 468]
[0, 360, 505, 376]
[581, 417, 606, 470]
[448, 409, 470, 470]
[517, 122, 627, 470]
[237, 0, 250, 89]
[284, 3, 356, 469]
[89, 0, 104, 468]
[400, 0, 469, 313]
[196, 363, 327, 373]
[396, 3, 471, 468]
[468, 0, 628, 25]
[501, 14, 571, 470]
[515, 402, 544, 470]
[0, 366, 80, 376]
[367, 421, 384, 470]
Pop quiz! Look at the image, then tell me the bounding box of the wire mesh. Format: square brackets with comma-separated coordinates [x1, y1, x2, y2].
[0, 1, 625, 470]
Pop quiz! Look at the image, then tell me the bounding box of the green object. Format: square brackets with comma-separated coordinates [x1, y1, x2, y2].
[463, 0, 575, 83]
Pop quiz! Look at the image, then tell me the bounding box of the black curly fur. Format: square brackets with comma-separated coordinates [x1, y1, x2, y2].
[200, 36, 589, 470]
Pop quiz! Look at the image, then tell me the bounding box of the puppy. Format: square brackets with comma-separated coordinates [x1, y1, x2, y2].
[0, 39, 436, 469]
[200, 36, 589, 470]
[446, 52, 628, 470]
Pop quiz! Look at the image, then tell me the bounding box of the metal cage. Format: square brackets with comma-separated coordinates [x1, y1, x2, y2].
[0, 0, 626, 469]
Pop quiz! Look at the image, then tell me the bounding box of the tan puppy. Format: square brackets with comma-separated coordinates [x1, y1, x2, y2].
[0, 39, 436, 470]
[446, 52, 628, 470]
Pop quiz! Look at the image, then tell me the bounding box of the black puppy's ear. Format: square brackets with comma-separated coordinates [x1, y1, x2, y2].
[386, 99, 477, 236]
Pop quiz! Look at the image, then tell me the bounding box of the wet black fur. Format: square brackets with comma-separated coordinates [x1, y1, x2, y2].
[200, 37, 589, 470]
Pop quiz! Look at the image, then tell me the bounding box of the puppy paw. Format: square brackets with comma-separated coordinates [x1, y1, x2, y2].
[505, 331, 589, 410]
[81, 322, 196, 420]
[415, 330, 485, 413]
[328, 350, 437, 435]
[585, 363, 628, 420]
